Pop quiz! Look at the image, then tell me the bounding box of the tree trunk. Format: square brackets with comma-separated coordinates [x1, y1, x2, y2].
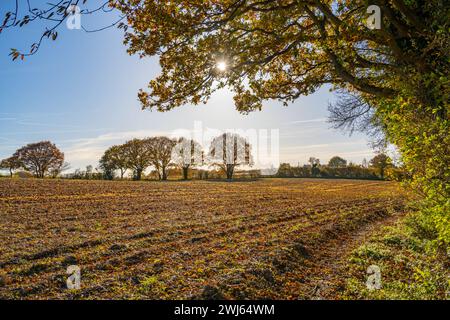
[182, 166, 189, 180]
[135, 168, 142, 181]
[120, 169, 124, 179]
[9, 168, 12, 178]
[162, 166, 167, 181]
[226, 164, 235, 180]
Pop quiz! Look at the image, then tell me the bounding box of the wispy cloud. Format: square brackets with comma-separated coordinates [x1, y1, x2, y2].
[1, 128, 109, 136]
[283, 140, 366, 150]
[62, 129, 172, 168]
[279, 127, 324, 138]
[284, 118, 327, 125]
[15, 121, 82, 129]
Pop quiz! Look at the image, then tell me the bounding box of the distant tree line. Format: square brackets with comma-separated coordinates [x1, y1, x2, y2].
[81, 133, 252, 181]
[276, 154, 404, 181]
[1, 139, 404, 182]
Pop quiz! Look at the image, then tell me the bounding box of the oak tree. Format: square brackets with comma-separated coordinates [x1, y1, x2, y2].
[121, 138, 152, 180]
[100, 145, 129, 179]
[308, 157, 321, 176]
[49, 161, 71, 178]
[369, 153, 392, 179]
[0, 156, 21, 178]
[171, 138, 204, 180]
[13, 141, 65, 178]
[145, 136, 177, 181]
[209, 133, 253, 180]
[328, 156, 348, 168]
[99, 151, 116, 180]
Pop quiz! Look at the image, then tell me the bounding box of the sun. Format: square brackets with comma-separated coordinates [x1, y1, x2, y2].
[216, 61, 227, 72]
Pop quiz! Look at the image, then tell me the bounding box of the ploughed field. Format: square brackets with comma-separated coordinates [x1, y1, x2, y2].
[0, 178, 408, 299]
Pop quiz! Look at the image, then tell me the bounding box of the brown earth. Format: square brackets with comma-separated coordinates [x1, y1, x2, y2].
[0, 178, 409, 299]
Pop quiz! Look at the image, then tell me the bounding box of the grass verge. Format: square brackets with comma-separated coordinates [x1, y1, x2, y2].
[341, 212, 450, 299]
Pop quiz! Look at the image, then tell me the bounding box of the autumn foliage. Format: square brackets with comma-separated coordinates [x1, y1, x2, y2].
[1, 141, 65, 178]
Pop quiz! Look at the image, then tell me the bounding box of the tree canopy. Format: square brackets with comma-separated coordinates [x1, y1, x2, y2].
[171, 137, 204, 180]
[145, 136, 177, 181]
[112, 0, 448, 115]
[121, 138, 152, 180]
[0, 156, 21, 177]
[100, 145, 129, 179]
[3, 1, 447, 113]
[369, 153, 392, 179]
[328, 156, 348, 168]
[209, 133, 253, 179]
[12, 141, 65, 178]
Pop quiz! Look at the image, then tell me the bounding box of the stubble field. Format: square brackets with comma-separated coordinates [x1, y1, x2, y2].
[0, 178, 408, 299]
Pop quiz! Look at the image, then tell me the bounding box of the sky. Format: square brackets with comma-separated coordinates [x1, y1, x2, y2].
[0, 2, 376, 172]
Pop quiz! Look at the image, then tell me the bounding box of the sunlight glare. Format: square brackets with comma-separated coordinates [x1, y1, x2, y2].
[216, 61, 227, 72]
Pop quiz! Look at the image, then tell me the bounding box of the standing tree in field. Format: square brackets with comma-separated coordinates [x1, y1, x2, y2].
[122, 138, 152, 181]
[328, 156, 348, 168]
[146, 136, 177, 181]
[308, 157, 320, 166]
[308, 157, 321, 177]
[85, 165, 94, 180]
[49, 161, 70, 178]
[100, 145, 129, 179]
[109, 145, 129, 179]
[0, 156, 21, 177]
[13, 141, 64, 178]
[369, 153, 392, 179]
[171, 138, 204, 180]
[209, 133, 253, 180]
[99, 151, 116, 180]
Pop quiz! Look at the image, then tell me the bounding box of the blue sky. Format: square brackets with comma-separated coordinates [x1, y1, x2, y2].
[0, 2, 375, 172]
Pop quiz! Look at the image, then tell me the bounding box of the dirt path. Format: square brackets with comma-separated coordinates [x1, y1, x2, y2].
[302, 212, 406, 299]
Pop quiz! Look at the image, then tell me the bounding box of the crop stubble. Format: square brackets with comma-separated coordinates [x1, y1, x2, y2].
[0, 178, 408, 299]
